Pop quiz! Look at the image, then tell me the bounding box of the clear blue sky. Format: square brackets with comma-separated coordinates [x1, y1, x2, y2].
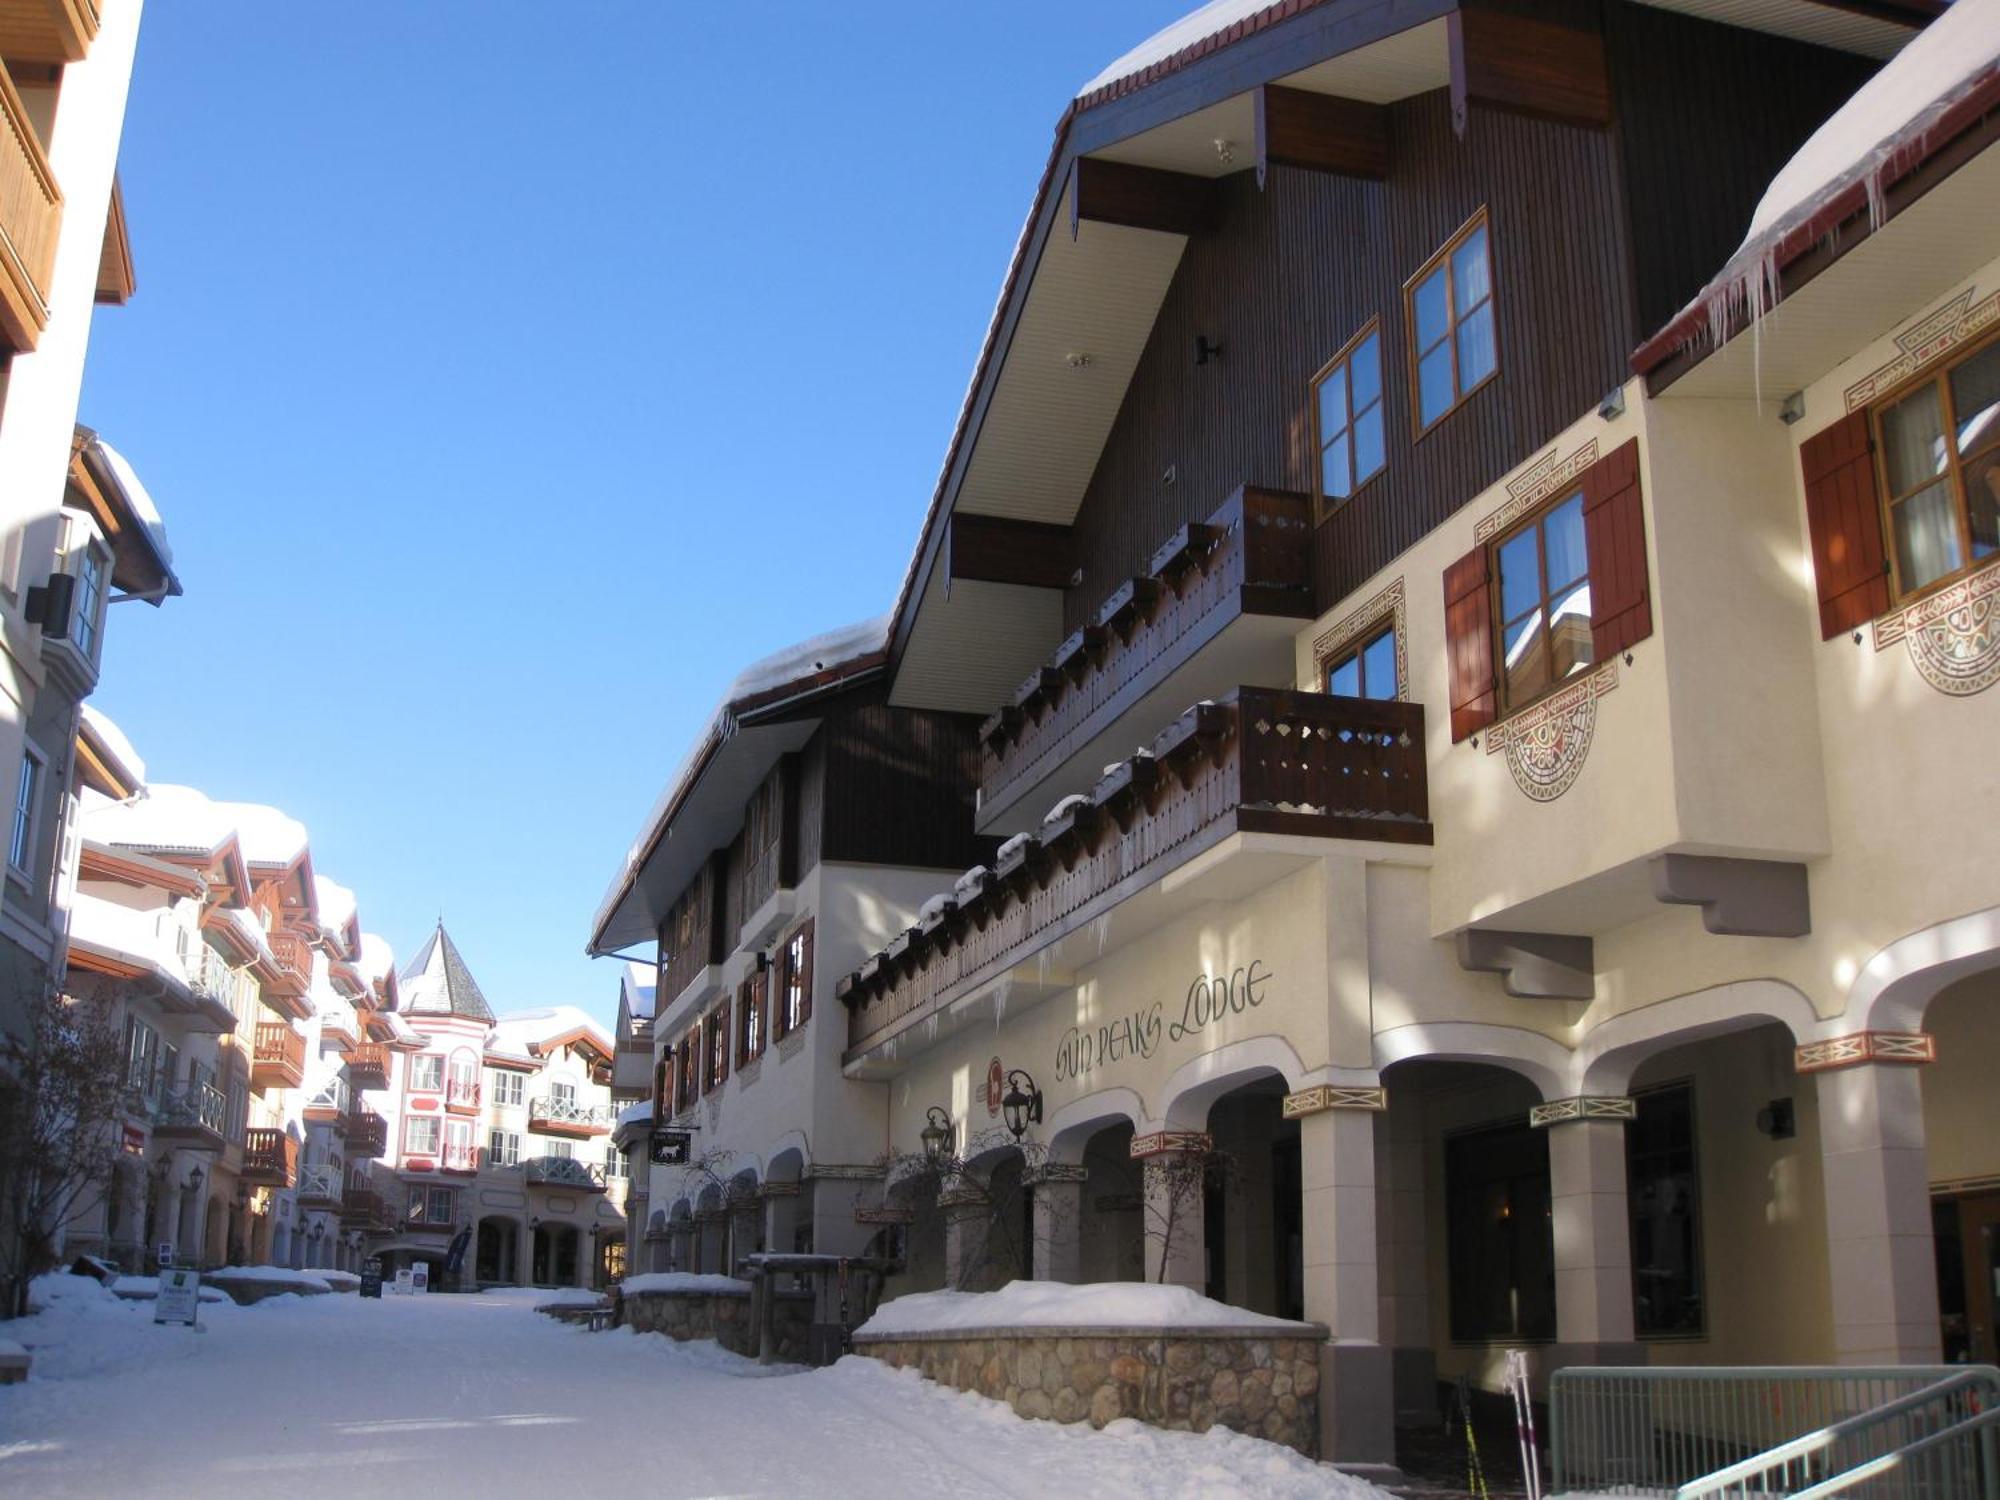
[83, 2, 1183, 1026]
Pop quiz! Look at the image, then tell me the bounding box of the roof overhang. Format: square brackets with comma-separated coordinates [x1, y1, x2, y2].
[67, 427, 179, 600]
[79, 838, 205, 899]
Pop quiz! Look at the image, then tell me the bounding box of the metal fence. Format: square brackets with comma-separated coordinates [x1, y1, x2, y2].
[1549, 1365, 1992, 1496]
[1790, 1402, 2000, 1499]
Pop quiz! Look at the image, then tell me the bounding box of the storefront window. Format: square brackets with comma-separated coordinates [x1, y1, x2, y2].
[1446, 1120, 1555, 1342]
[1628, 1082, 1704, 1337]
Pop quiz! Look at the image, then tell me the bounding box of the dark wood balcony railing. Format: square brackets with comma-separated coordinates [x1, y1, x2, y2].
[976, 485, 1315, 828]
[251, 1022, 305, 1089]
[346, 1109, 387, 1158]
[343, 1042, 389, 1089]
[340, 1185, 390, 1228]
[242, 1128, 298, 1185]
[843, 687, 1429, 1057]
[0, 62, 61, 354]
[264, 929, 311, 1002]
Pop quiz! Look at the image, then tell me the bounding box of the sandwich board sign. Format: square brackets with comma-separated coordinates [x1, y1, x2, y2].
[154, 1267, 201, 1327]
[411, 1262, 430, 1293]
[359, 1259, 383, 1299]
[393, 1268, 414, 1296]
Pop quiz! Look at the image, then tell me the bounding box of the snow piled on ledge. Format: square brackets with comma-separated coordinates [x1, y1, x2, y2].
[1077, 0, 1274, 98]
[620, 1272, 751, 1295]
[857, 1280, 1315, 1337]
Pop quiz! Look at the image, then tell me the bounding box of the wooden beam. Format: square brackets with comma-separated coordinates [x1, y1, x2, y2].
[1254, 85, 1390, 188]
[947, 512, 1075, 591]
[1069, 156, 1219, 239]
[1799, 0, 1942, 25]
[95, 177, 134, 306]
[1449, 5, 1611, 135]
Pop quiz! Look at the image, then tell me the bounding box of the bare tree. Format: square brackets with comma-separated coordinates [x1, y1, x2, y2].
[1140, 1141, 1233, 1285]
[875, 1126, 1076, 1291]
[0, 986, 127, 1317]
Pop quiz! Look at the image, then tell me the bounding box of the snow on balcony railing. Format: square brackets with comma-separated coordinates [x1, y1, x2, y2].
[305, 1078, 350, 1116]
[529, 1096, 616, 1130]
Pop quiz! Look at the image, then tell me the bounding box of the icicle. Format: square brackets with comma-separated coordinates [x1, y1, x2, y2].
[1092, 910, 1113, 957]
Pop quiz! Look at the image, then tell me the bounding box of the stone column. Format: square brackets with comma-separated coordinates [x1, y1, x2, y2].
[1806, 1036, 1942, 1364]
[1536, 1096, 1647, 1370]
[762, 1183, 800, 1259]
[1027, 1165, 1088, 1283]
[577, 1228, 596, 1289]
[1134, 1132, 1209, 1292]
[516, 1220, 534, 1286]
[729, 1193, 762, 1274]
[697, 1210, 726, 1274]
[1377, 1099, 1434, 1427]
[939, 1177, 990, 1290]
[1293, 1088, 1394, 1469]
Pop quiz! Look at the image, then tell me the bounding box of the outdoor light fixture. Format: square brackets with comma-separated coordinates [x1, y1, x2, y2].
[185, 1164, 204, 1194]
[1195, 334, 1224, 366]
[920, 1106, 955, 1165]
[1000, 1070, 1043, 1142]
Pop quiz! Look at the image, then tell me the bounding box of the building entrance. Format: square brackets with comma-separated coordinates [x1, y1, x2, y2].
[1937, 1192, 2000, 1363]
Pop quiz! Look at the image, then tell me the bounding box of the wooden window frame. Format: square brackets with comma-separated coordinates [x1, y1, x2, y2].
[1323, 618, 1399, 701]
[775, 920, 814, 1040]
[705, 1005, 729, 1092]
[1404, 207, 1499, 440]
[1311, 317, 1387, 521]
[1868, 327, 2000, 609]
[1489, 486, 1593, 717]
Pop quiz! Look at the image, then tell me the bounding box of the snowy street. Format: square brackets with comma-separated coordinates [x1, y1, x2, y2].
[0, 1278, 1384, 1499]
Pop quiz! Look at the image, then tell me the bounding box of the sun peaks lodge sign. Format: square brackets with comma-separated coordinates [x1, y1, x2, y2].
[1054, 961, 1274, 1084]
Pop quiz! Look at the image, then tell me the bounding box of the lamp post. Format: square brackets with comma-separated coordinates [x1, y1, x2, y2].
[1000, 1070, 1043, 1142]
[920, 1107, 955, 1166]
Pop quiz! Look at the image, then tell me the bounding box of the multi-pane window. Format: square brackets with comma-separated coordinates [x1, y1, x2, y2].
[409, 1054, 443, 1092]
[777, 923, 813, 1039]
[1875, 337, 2000, 597]
[1627, 1082, 1704, 1337]
[707, 1010, 728, 1090]
[71, 543, 106, 659]
[404, 1116, 441, 1156]
[605, 1145, 628, 1181]
[543, 1138, 574, 1161]
[1494, 491, 1592, 710]
[550, 1080, 575, 1109]
[675, 1033, 699, 1113]
[1409, 211, 1497, 432]
[1325, 624, 1398, 701]
[488, 1129, 521, 1168]
[124, 1016, 160, 1097]
[487, 1069, 524, 1108]
[9, 750, 39, 875]
[1313, 321, 1386, 510]
[407, 1185, 454, 1225]
[739, 973, 764, 1066]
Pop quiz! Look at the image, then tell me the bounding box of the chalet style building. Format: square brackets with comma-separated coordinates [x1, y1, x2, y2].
[595, 0, 2000, 1471]
[355, 923, 629, 1288]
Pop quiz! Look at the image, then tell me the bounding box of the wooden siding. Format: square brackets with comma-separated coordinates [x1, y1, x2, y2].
[1605, 3, 1876, 343]
[1066, 87, 1637, 630]
[820, 706, 992, 873]
[796, 733, 826, 879]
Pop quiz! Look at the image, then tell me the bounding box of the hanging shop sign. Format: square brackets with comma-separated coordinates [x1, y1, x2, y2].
[649, 1128, 692, 1166]
[1054, 962, 1272, 1083]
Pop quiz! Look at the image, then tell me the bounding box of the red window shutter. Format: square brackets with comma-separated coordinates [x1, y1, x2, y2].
[798, 921, 814, 1025]
[1443, 547, 1497, 741]
[1800, 410, 1891, 639]
[1581, 437, 1651, 658]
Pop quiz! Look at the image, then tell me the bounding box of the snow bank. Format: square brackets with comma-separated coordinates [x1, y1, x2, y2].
[859, 1281, 1315, 1336]
[317, 1270, 360, 1290]
[532, 1287, 608, 1308]
[620, 1272, 750, 1296]
[203, 1265, 332, 1290]
[111, 1277, 228, 1304]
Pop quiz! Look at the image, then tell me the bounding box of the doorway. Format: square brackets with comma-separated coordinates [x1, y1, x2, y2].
[1936, 1192, 2000, 1362]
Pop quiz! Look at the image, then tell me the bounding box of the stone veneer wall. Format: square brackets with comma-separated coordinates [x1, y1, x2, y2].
[619, 1287, 814, 1364]
[850, 1325, 1327, 1458]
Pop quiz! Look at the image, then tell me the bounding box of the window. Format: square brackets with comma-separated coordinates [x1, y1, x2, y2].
[776, 922, 813, 1039]
[8, 747, 40, 877]
[1628, 1082, 1704, 1338]
[1325, 623, 1399, 701]
[1407, 210, 1497, 433]
[124, 1015, 160, 1098]
[1313, 321, 1386, 512]
[409, 1054, 443, 1092]
[706, 1007, 729, 1091]
[675, 1031, 699, 1113]
[407, 1185, 454, 1226]
[445, 1119, 473, 1169]
[1494, 490, 1593, 710]
[487, 1069, 524, 1108]
[404, 1115, 441, 1156]
[550, 1080, 575, 1109]
[226, 1079, 248, 1142]
[543, 1138, 574, 1160]
[70, 541, 106, 660]
[605, 1144, 627, 1181]
[738, 973, 765, 1066]
[488, 1129, 520, 1168]
[1874, 336, 2000, 598]
[1445, 1118, 1554, 1342]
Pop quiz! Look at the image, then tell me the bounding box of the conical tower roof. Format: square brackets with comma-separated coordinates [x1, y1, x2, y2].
[398, 921, 496, 1024]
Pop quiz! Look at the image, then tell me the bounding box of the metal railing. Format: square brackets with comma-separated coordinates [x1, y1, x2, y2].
[523, 1155, 606, 1189]
[1790, 1402, 2000, 1499]
[305, 1078, 350, 1116]
[298, 1163, 342, 1202]
[1551, 1365, 1987, 1497]
[154, 1081, 227, 1135]
[1676, 1368, 2000, 1500]
[529, 1095, 616, 1129]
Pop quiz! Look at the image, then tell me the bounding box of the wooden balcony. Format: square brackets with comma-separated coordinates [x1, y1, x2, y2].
[297, 1163, 342, 1207]
[241, 1128, 298, 1186]
[302, 1079, 349, 1127]
[0, 61, 62, 355]
[528, 1096, 615, 1138]
[263, 930, 311, 1005]
[440, 1142, 480, 1175]
[346, 1109, 387, 1158]
[251, 1022, 305, 1090]
[843, 688, 1429, 1061]
[0, 1, 100, 63]
[151, 1083, 227, 1153]
[444, 1077, 481, 1115]
[975, 485, 1315, 834]
[340, 1184, 391, 1229]
[343, 1042, 389, 1091]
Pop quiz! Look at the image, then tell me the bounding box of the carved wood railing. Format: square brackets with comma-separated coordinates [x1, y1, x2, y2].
[844, 687, 1427, 1054]
[0, 62, 60, 353]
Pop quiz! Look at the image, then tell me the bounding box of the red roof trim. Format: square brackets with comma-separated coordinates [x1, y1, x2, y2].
[1073, 0, 1336, 114]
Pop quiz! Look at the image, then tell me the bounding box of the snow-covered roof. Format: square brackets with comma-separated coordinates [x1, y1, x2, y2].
[399, 922, 495, 1023]
[226, 907, 276, 968]
[589, 613, 889, 954]
[1077, 0, 1282, 100]
[615, 1098, 653, 1130]
[85, 783, 307, 867]
[619, 960, 656, 1023]
[78, 706, 145, 790]
[488, 1005, 612, 1060]
[313, 876, 357, 943]
[67, 891, 181, 975]
[357, 931, 395, 986]
[88, 435, 180, 598]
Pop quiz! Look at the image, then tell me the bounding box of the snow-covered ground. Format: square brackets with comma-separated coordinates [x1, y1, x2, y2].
[0, 1274, 1386, 1499]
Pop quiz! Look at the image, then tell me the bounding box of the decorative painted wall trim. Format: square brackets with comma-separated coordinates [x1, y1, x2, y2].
[1844, 286, 2000, 411]
[1485, 662, 1618, 802]
[853, 1205, 913, 1225]
[1872, 561, 2000, 697]
[1281, 1084, 1388, 1118]
[1794, 1030, 1935, 1073]
[937, 1179, 988, 1211]
[757, 1181, 800, 1199]
[1310, 578, 1408, 700]
[1023, 1163, 1090, 1186]
[1529, 1095, 1637, 1127]
[1129, 1130, 1214, 1159]
[801, 1163, 887, 1182]
[1476, 438, 1600, 544]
